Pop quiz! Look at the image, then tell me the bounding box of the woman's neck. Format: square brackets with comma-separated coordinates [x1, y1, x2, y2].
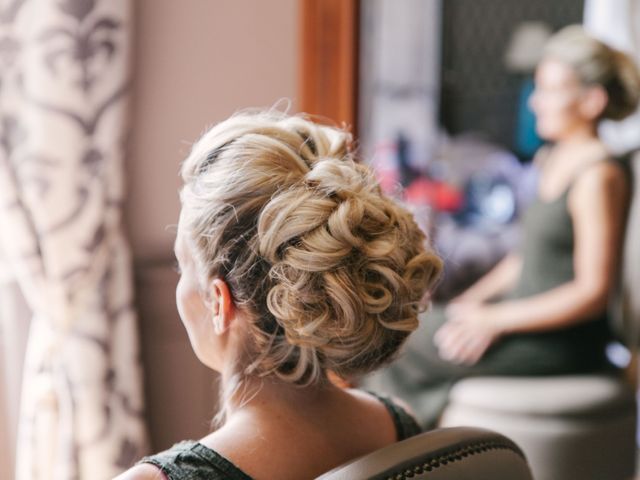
[556, 122, 599, 146]
[220, 373, 344, 421]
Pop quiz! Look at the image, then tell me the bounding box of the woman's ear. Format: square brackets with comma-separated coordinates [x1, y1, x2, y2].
[580, 85, 608, 121]
[210, 278, 234, 335]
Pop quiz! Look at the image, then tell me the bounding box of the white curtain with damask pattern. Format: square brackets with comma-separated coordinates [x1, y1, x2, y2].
[0, 0, 147, 478]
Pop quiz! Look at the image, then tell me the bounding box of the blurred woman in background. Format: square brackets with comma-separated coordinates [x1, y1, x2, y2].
[117, 110, 442, 479]
[366, 25, 640, 428]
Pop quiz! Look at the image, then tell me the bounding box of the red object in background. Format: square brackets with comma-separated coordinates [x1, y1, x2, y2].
[404, 177, 464, 212]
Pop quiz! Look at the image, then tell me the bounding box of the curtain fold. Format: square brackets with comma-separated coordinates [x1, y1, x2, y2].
[0, 261, 31, 480]
[0, 0, 147, 478]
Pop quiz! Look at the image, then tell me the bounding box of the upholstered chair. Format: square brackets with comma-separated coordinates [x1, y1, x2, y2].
[317, 427, 534, 480]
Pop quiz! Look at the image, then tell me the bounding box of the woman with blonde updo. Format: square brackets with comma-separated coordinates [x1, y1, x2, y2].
[117, 110, 442, 480]
[366, 25, 640, 428]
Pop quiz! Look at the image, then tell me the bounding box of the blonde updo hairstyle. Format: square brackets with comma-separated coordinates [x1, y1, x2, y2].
[543, 25, 640, 121]
[180, 110, 441, 403]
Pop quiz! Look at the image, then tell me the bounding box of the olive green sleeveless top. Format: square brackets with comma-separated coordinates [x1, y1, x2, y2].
[138, 392, 421, 480]
[506, 157, 631, 364]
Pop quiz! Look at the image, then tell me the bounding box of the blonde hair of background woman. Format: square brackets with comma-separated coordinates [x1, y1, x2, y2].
[544, 25, 640, 121]
[179, 109, 442, 423]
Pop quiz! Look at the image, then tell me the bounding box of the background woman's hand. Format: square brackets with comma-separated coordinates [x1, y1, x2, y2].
[434, 303, 502, 365]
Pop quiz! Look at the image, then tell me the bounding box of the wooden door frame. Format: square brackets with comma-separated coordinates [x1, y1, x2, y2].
[298, 0, 359, 136]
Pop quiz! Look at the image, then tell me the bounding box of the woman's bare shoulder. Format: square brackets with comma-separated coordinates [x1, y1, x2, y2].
[113, 463, 167, 480]
[568, 157, 631, 221]
[573, 159, 629, 195]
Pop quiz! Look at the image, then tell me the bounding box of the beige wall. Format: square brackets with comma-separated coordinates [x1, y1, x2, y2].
[127, 0, 298, 261]
[126, 0, 298, 451]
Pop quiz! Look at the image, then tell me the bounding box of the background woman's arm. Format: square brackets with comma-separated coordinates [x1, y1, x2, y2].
[453, 253, 523, 304]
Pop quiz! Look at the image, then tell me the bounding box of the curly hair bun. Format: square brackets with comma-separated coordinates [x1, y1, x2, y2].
[544, 25, 640, 121]
[180, 110, 442, 385]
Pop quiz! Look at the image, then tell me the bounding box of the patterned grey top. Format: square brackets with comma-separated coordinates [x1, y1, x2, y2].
[138, 392, 421, 479]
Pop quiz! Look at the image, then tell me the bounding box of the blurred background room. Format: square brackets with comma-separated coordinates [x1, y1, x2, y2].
[0, 0, 639, 479]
